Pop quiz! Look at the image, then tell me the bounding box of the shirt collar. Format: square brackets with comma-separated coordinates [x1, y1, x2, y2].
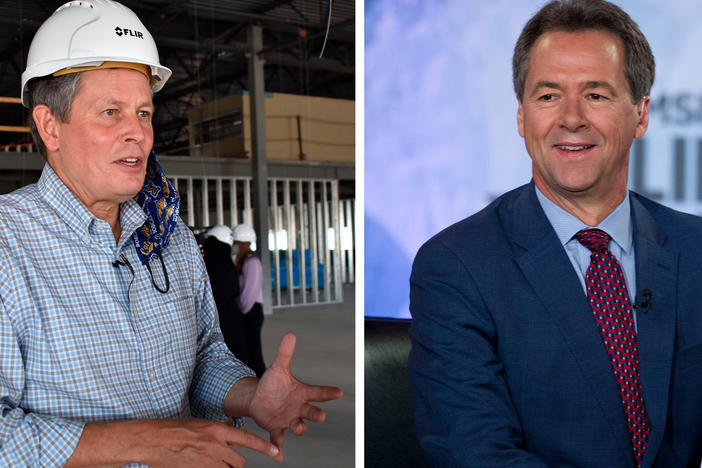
[37, 163, 146, 249]
[38, 163, 96, 238]
[534, 184, 633, 253]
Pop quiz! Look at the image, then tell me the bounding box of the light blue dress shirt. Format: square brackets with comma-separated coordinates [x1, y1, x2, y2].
[0, 164, 254, 467]
[534, 185, 637, 318]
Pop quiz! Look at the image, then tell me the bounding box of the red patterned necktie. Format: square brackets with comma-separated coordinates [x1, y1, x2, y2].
[575, 228, 650, 467]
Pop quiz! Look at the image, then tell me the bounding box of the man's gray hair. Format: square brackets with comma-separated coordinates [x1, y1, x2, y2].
[26, 73, 83, 158]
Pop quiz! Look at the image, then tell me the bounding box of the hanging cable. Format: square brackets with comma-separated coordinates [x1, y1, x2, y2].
[319, 0, 333, 58]
[113, 252, 169, 294]
[146, 252, 171, 294]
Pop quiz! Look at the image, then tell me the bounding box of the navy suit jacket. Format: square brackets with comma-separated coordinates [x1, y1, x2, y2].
[409, 183, 702, 467]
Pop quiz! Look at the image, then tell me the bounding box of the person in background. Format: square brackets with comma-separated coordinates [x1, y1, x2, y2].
[0, 1, 342, 466]
[233, 223, 266, 377]
[203, 225, 248, 363]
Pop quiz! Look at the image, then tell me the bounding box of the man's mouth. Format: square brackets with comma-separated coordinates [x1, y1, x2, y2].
[119, 157, 140, 167]
[556, 145, 595, 151]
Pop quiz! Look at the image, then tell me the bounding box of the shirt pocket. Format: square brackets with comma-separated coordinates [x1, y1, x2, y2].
[160, 294, 198, 373]
[142, 293, 199, 399]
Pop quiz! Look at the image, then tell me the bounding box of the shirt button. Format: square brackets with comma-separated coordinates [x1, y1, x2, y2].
[149, 370, 157, 380]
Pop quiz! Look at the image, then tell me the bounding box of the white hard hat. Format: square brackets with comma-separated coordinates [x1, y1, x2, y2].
[233, 224, 256, 244]
[21, 0, 172, 107]
[205, 225, 234, 246]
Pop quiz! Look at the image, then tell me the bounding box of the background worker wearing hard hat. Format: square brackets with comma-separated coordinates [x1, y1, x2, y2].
[0, 1, 342, 467]
[233, 223, 267, 378]
[203, 225, 249, 363]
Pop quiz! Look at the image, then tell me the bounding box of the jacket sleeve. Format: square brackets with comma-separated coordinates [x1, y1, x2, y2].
[408, 238, 550, 467]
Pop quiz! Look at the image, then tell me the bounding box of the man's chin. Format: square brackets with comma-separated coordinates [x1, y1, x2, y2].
[117, 175, 148, 199]
[117, 184, 147, 202]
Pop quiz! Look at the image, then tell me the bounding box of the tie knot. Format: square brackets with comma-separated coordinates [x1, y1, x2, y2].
[575, 228, 611, 253]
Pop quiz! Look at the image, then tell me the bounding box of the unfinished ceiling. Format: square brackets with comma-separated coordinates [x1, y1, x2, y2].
[0, 0, 355, 155]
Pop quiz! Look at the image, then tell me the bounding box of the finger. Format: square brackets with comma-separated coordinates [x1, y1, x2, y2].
[272, 332, 296, 370]
[289, 418, 308, 436]
[219, 447, 246, 468]
[270, 429, 285, 462]
[299, 403, 326, 423]
[302, 384, 344, 403]
[179, 437, 246, 468]
[225, 427, 279, 459]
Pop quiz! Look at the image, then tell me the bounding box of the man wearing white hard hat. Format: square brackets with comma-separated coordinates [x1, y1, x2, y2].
[0, 1, 342, 466]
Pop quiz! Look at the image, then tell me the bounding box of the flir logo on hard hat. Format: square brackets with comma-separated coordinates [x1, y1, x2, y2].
[114, 26, 144, 39]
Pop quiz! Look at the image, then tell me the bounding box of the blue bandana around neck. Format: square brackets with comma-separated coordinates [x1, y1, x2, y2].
[133, 150, 180, 265]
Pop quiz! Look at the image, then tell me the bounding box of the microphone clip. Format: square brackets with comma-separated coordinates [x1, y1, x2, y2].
[634, 288, 652, 314]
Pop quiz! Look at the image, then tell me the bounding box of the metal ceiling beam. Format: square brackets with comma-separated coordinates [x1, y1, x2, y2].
[0, 152, 355, 180]
[154, 49, 352, 103]
[253, 0, 295, 15]
[154, 67, 247, 102]
[264, 52, 354, 74]
[259, 17, 354, 56]
[180, 2, 310, 27]
[175, 3, 354, 42]
[157, 37, 248, 55]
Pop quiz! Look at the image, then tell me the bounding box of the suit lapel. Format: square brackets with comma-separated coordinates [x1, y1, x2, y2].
[629, 196, 677, 468]
[502, 184, 634, 466]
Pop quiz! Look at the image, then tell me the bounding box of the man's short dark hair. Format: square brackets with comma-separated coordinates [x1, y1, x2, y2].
[512, 0, 655, 104]
[26, 73, 82, 159]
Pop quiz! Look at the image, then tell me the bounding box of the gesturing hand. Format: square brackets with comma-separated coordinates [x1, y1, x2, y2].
[248, 332, 344, 461]
[141, 419, 280, 468]
[65, 418, 280, 468]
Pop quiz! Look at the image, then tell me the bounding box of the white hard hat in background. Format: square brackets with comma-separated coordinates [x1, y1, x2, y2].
[21, 0, 172, 106]
[233, 224, 257, 244]
[205, 225, 234, 246]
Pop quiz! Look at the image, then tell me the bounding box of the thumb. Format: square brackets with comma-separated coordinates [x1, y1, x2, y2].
[272, 332, 296, 371]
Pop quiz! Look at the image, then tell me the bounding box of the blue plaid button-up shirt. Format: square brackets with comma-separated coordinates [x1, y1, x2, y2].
[0, 164, 254, 467]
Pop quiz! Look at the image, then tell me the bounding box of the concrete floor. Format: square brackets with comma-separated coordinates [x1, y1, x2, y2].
[239, 284, 355, 468]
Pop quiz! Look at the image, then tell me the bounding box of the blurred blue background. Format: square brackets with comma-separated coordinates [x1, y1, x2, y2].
[365, 0, 702, 318]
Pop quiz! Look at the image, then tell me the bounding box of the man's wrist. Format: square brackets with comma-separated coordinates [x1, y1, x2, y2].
[223, 376, 259, 418]
[65, 420, 145, 467]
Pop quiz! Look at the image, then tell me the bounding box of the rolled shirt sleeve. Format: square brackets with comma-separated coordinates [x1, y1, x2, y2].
[188, 243, 255, 422]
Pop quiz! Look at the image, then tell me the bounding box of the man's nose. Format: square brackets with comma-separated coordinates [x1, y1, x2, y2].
[558, 97, 588, 132]
[122, 112, 149, 143]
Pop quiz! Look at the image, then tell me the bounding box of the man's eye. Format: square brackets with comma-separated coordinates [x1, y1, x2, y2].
[104, 109, 116, 116]
[539, 94, 554, 101]
[589, 93, 604, 100]
[138, 111, 151, 119]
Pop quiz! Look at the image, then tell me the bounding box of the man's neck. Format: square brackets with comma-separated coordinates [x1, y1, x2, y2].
[87, 202, 122, 243]
[534, 182, 627, 227]
[51, 166, 123, 242]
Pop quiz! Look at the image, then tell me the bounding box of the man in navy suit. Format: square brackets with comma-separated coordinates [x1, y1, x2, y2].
[408, 1, 702, 467]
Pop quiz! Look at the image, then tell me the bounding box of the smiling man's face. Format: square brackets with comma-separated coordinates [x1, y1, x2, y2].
[517, 29, 648, 211]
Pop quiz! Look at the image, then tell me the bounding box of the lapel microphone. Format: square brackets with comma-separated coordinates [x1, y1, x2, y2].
[634, 288, 652, 314]
[112, 255, 135, 276]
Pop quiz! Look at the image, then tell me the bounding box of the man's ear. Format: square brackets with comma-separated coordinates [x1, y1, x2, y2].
[634, 96, 650, 140]
[32, 105, 60, 152]
[517, 97, 525, 138]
